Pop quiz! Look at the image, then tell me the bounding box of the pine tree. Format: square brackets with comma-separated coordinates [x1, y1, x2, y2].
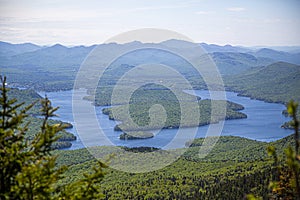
[0, 76, 107, 199]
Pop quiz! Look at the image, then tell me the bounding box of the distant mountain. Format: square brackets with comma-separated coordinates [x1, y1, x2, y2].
[226, 61, 300, 103]
[252, 48, 300, 65]
[251, 46, 300, 53]
[1, 40, 299, 68]
[91, 40, 275, 76]
[93, 41, 270, 76]
[160, 39, 198, 49]
[0, 43, 95, 68]
[160, 40, 250, 53]
[200, 43, 250, 53]
[1, 40, 300, 92]
[0, 41, 42, 57]
[211, 52, 274, 75]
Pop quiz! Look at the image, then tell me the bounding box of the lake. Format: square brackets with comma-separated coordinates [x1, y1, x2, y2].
[43, 90, 292, 150]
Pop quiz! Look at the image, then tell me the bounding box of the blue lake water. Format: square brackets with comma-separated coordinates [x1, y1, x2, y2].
[43, 90, 292, 150]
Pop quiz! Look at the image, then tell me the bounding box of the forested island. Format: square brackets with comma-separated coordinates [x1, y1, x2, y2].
[119, 131, 154, 140]
[100, 85, 246, 135]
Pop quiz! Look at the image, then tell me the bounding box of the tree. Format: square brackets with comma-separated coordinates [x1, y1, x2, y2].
[247, 100, 300, 200]
[0, 76, 107, 200]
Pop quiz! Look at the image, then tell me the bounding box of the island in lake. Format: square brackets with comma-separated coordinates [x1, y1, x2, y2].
[120, 131, 154, 140]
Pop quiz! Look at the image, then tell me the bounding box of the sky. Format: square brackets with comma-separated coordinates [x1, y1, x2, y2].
[0, 0, 300, 46]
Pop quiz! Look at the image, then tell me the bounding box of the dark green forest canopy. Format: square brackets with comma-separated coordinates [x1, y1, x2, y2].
[225, 62, 300, 104]
[54, 135, 295, 199]
[103, 99, 246, 132]
[100, 86, 246, 132]
[119, 131, 154, 140]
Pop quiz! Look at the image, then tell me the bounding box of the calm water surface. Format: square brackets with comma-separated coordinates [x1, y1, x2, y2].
[43, 90, 292, 150]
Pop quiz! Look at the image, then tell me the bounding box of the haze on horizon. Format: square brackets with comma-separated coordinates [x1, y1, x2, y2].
[0, 0, 300, 46]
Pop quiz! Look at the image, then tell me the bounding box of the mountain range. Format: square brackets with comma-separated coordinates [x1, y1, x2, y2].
[1, 40, 300, 68]
[1, 40, 299, 93]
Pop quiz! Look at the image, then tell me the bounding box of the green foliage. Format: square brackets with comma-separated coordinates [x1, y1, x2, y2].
[248, 100, 300, 199]
[119, 131, 154, 140]
[102, 87, 246, 132]
[269, 101, 300, 199]
[6, 87, 76, 149]
[0, 76, 107, 199]
[226, 61, 300, 131]
[55, 142, 274, 199]
[121, 146, 160, 153]
[53, 133, 297, 199]
[2, 42, 300, 199]
[7, 88, 42, 114]
[58, 161, 107, 200]
[246, 194, 263, 200]
[225, 62, 300, 104]
[24, 116, 76, 149]
[184, 136, 267, 162]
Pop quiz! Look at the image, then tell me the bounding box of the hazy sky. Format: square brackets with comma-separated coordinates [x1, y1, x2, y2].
[0, 0, 299, 46]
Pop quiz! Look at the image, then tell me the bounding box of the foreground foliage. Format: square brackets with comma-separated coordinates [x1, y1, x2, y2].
[0, 76, 107, 199]
[267, 101, 300, 199]
[247, 101, 300, 200]
[6, 87, 76, 149]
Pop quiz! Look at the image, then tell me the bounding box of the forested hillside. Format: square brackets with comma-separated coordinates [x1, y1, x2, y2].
[225, 62, 300, 103]
[55, 135, 296, 199]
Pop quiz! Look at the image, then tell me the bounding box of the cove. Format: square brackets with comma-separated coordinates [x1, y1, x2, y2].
[43, 90, 292, 150]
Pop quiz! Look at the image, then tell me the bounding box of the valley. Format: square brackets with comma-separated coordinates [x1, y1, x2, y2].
[1, 40, 299, 199]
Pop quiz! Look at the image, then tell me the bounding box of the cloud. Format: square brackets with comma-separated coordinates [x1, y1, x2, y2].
[227, 7, 245, 12]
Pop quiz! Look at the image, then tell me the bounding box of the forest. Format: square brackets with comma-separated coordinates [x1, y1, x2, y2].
[1, 75, 300, 199]
[1, 40, 300, 199]
[102, 85, 246, 133]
